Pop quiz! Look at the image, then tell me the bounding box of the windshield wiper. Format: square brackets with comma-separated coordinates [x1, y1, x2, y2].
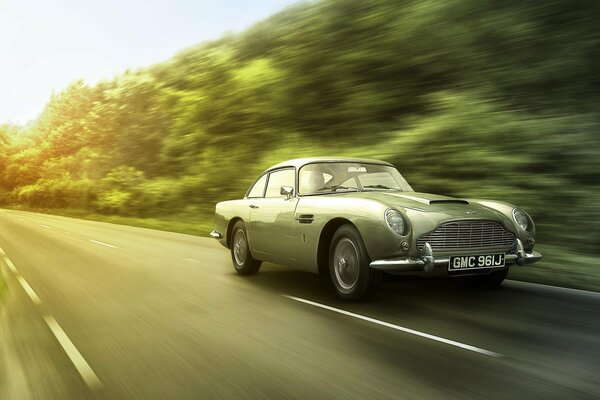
[363, 184, 399, 191]
[318, 185, 358, 192]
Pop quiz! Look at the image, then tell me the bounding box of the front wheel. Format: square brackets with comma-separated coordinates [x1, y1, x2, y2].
[329, 224, 380, 301]
[230, 221, 261, 275]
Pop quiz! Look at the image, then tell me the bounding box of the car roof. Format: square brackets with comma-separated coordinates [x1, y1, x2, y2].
[266, 157, 394, 172]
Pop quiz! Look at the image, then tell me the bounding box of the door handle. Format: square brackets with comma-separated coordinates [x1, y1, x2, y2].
[249, 204, 259, 209]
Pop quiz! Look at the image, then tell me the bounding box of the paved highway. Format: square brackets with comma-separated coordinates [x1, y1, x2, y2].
[0, 209, 598, 400]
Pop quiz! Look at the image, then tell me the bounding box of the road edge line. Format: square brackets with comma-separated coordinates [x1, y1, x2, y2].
[16, 276, 41, 305]
[43, 315, 102, 390]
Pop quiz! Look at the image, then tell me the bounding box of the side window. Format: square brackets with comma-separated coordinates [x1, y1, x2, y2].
[265, 169, 295, 198]
[247, 174, 267, 198]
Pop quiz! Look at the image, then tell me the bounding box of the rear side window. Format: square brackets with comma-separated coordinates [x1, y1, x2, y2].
[247, 174, 267, 198]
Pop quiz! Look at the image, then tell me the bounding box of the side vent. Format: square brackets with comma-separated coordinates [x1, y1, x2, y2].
[296, 214, 315, 224]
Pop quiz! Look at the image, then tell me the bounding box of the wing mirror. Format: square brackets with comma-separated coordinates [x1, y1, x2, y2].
[280, 186, 294, 200]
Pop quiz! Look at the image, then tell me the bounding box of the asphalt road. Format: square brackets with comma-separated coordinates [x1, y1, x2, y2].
[0, 209, 598, 400]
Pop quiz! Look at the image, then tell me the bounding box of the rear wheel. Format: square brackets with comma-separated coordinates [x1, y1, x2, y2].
[329, 224, 380, 301]
[473, 268, 509, 289]
[231, 221, 261, 275]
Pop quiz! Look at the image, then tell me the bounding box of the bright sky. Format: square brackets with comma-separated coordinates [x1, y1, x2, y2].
[0, 0, 298, 124]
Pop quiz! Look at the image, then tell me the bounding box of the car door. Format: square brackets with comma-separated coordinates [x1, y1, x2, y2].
[248, 168, 297, 262]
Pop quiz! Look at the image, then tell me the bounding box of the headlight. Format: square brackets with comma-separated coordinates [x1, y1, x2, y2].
[512, 208, 532, 232]
[385, 209, 406, 235]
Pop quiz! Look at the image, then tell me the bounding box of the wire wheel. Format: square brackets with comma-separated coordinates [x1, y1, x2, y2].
[230, 221, 261, 275]
[333, 238, 360, 292]
[329, 224, 380, 301]
[233, 229, 248, 265]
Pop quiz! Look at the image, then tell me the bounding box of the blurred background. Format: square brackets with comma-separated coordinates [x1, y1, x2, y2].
[0, 0, 598, 290]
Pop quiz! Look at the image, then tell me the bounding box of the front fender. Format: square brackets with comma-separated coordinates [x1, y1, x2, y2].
[470, 199, 537, 250]
[296, 196, 408, 262]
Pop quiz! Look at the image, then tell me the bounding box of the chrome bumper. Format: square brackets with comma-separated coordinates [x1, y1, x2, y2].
[370, 239, 542, 272]
[209, 230, 223, 239]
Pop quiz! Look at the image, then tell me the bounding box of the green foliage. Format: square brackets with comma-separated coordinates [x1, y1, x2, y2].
[95, 189, 132, 214]
[0, 0, 598, 264]
[94, 166, 145, 214]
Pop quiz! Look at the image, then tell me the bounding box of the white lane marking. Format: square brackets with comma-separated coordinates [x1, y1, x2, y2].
[4, 257, 18, 273]
[505, 280, 600, 298]
[89, 239, 116, 248]
[17, 217, 25, 222]
[43, 316, 102, 390]
[0, 246, 5, 255]
[16, 275, 42, 305]
[40, 224, 52, 229]
[185, 258, 198, 263]
[284, 295, 502, 358]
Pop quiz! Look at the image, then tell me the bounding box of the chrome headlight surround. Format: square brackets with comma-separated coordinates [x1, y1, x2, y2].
[512, 208, 534, 232]
[385, 209, 406, 236]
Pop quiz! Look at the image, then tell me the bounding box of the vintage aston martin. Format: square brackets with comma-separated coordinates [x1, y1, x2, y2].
[210, 157, 541, 300]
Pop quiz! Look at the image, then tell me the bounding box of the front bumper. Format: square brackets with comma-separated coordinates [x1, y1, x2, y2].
[370, 239, 542, 273]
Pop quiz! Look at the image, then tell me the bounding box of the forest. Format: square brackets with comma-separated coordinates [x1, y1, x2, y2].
[0, 0, 598, 287]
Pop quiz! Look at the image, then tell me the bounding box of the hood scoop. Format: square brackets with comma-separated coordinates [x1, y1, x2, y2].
[429, 199, 469, 205]
[386, 193, 470, 206]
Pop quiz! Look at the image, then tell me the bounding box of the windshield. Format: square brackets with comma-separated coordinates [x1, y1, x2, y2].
[298, 162, 413, 195]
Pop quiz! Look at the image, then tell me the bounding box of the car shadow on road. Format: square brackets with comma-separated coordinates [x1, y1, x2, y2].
[234, 262, 518, 316]
[231, 263, 338, 302]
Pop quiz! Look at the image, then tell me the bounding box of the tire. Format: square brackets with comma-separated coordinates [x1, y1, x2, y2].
[230, 221, 261, 275]
[473, 268, 509, 289]
[329, 224, 380, 301]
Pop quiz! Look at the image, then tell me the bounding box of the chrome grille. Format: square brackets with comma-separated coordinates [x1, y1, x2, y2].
[416, 221, 515, 252]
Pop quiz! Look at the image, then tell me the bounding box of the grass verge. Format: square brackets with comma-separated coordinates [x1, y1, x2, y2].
[4, 206, 214, 237]
[508, 244, 599, 292]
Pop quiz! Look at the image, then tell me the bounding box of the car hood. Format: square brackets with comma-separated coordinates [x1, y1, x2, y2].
[340, 191, 510, 222]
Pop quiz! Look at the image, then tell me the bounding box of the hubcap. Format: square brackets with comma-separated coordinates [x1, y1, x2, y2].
[233, 230, 247, 265]
[333, 238, 359, 292]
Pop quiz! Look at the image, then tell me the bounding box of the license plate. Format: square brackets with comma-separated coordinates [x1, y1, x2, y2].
[448, 253, 505, 271]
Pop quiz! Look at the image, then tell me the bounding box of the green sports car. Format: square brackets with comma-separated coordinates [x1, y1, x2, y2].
[210, 157, 541, 300]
